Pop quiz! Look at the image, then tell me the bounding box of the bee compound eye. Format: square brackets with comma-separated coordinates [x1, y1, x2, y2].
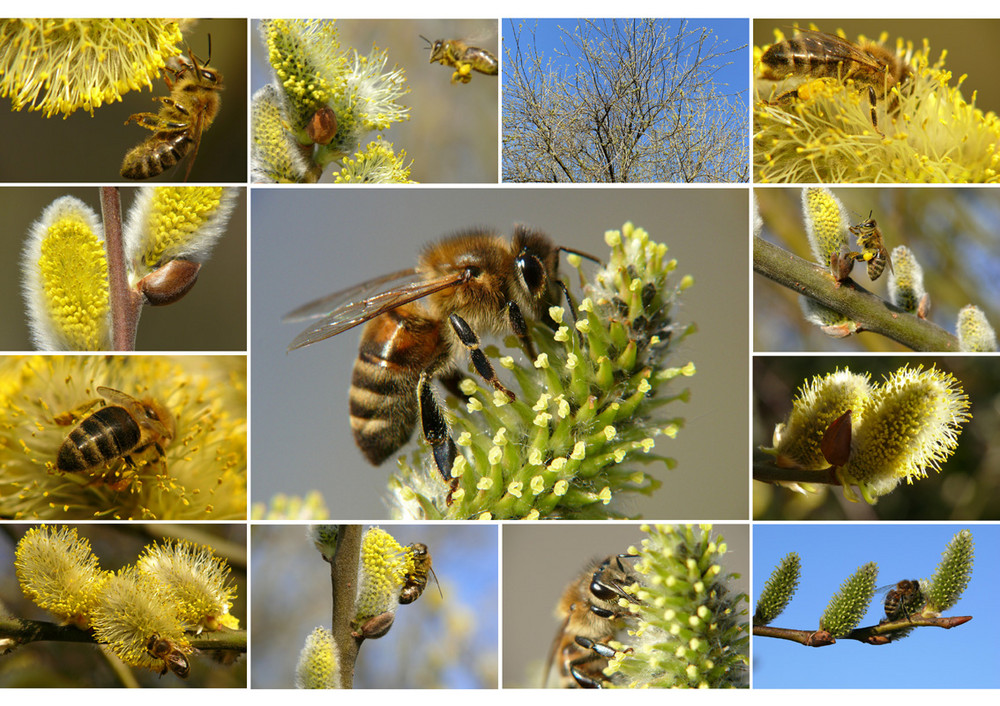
[589, 579, 617, 602]
[517, 254, 546, 293]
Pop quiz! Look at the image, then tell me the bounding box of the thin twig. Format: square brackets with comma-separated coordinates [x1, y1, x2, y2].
[0, 616, 245, 652]
[753, 615, 971, 646]
[751, 625, 835, 646]
[100, 186, 143, 350]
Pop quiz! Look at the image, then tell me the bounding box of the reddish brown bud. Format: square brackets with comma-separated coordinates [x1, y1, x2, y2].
[139, 259, 202, 306]
[306, 106, 338, 145]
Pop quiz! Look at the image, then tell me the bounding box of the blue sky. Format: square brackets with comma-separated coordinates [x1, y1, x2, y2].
[753, 524, 999, 688]
[504, 18, 748, 106]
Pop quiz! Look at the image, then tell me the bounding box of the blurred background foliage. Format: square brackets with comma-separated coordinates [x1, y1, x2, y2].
[250, 19, 498, 183]
[0, 524, 246, 688]
[755, 187, 1000, 351]
[754, 356, 1000, 520]
[250, 524, 497, 689]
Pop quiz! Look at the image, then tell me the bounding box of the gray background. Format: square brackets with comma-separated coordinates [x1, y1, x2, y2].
[250, 188, 748, 519]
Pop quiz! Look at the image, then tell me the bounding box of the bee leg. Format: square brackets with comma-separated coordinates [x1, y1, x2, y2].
[448, 314, 515, 402]
[867, 86, 885, 137]
[506, 300, 538, 361]
[575, 636, 617, 660]
[124, 112, 166, 129]
[418, 371, 458, 493]
[124, 112, 188, 131]
[566, 649, 607, 688]
[155, 96, 191, 117]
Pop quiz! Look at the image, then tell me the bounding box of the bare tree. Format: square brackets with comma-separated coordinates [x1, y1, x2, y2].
[503, 19, 748, 183]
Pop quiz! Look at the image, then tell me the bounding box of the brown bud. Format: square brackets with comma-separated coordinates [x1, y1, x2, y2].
[306, 106, 338, 145]
[351, 610, 395, 640]
[820, 409, 852, 467]
[139, 259, 202, 306]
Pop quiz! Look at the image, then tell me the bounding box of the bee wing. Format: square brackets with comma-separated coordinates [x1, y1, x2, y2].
[96, 386, 138, 406]
[286, 269, 470, 351]
[792, 28, 889, 70]
[95, 386, 172, 438]
[282, 267, 421, 323]
[463, 20, 498, 43]
[543, 613, 573, 688]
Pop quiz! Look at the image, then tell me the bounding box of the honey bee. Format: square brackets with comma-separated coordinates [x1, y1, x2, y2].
[544, 555, 641, 688]
[56, 386, 175, 487]
[284, 227, 600, 497]
[421, 36, 498, 84]
[399, 542, 442, 605]
[881, 579, 924, 622]
[847, 214, 893, 281]
[758, 29, 911, 135]
[121, 45, 224, 180]
[146, 634, 191, 678]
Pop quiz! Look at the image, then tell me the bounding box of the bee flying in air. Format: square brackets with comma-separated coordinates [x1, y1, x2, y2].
[399, 542, 442, 605]
[544, 554, 641, 688]
[421, 36, 498, 84]
[56, 386, 175, 489]
[284, 226, 600, 500]
[121, 43, 224, 180]
[146, 634, 191, 678]
[758, 28, 911, 135]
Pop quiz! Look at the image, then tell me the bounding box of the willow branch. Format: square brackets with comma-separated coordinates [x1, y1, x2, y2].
[753, 464, 839, 486]
[844, 615, 972, 644]
[752, 449, 840, 486]
[751, 626, 835, 646]
[0, 616, 245, 652]
[753, 236, 958, 352]
[0, 616, 95, 645]
[331, 524, 361, 689]
[753, 615, 971, 646]
[101, 186, 143, 351]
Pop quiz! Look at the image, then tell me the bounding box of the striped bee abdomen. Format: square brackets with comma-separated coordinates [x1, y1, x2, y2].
[57, 406, 141, 472]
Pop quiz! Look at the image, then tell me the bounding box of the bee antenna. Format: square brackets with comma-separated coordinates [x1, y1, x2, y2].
[558, 246, 603, 266]
[419, 34, 433, 48]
